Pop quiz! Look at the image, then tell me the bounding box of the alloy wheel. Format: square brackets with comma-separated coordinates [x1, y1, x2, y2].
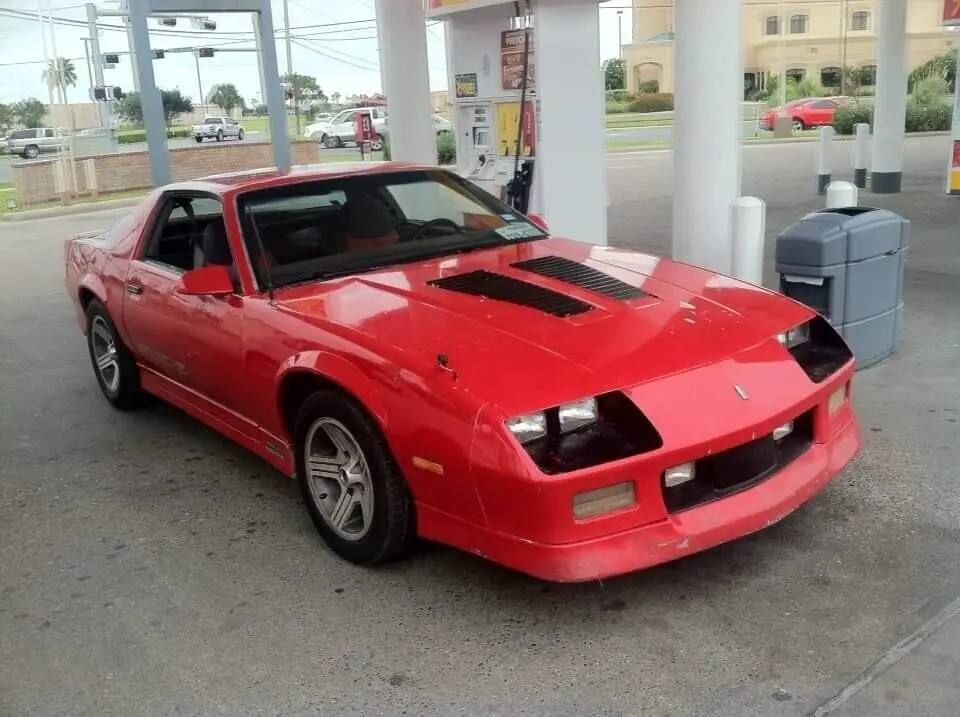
[90, 315, 120, 393]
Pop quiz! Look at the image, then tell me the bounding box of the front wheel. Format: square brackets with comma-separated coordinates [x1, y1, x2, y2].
[369, 134, 384, 152]
[85, 299, 147, 411]
[237, 129, 244, 140]
[194, 136, 203, 143]
[23, 145, 39, 159]
[323, 134, 341, 149]
[294, 390, 416, 566]
[216, 130, 223, 142]
[792, 118, 806, 132]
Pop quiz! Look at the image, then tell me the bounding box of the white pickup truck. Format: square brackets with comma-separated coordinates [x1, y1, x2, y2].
[192, 116, 244, 143]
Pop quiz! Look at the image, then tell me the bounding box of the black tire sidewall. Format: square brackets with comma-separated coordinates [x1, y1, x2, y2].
[85, 299, 143, 410]
[294, 390, 412, 565]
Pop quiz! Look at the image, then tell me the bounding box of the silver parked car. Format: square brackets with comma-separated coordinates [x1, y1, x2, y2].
[5, 128, 66, 159]
[192, 116, 245, 143]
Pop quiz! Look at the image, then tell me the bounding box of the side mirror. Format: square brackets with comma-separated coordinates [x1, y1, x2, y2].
[177, 265, 235, 296]
[527, 213, 549, 232]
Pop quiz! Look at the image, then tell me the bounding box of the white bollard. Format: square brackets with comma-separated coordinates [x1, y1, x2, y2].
[826, 180, 859, 209]
[853, 122, 871, 189]
[817, 125, 835, 195]
[730, 196, 766, 286]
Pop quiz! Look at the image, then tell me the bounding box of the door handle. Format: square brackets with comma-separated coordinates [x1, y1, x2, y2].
[126, 283, 143, 296]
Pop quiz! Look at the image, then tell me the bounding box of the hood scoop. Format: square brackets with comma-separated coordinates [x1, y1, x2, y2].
[427, 270, 594, 318]
[511, 255, 650, 301]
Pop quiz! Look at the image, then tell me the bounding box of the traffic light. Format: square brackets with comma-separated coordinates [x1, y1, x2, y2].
[196, 47, 215, 58]
[91, 86, 125, 102]
[200, 20, 216, 30]
[112, 86, 124, 101]
[93, 86, 107, 101]
[157, 17, 176, 27]
[152, 49, 165, 59]
[104, 53, 120, 64]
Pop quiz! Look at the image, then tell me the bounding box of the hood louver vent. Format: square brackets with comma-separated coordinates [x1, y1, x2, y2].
[511, 255, 649, 301]
[428, 270, 594, 317]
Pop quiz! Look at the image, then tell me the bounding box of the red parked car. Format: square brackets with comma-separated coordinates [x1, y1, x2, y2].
[64, 162, 861, 582]
[759, 96, 853, 132]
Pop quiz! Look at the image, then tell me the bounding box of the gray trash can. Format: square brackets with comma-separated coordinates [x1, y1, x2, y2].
[775, 206, 909, 369]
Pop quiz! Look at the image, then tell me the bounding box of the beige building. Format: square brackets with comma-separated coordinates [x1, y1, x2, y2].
[624, 0, 957, 96]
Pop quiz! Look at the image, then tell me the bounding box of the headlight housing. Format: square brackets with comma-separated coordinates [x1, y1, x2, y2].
[778, 316, 854, 383]
[504, 392, 663, 475]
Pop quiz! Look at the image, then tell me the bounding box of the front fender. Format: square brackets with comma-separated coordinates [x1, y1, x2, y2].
[275, 350, 390, 428]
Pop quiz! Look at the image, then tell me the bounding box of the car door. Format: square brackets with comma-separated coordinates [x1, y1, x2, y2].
[122, 192, 255, 427]
[805, 99, 838, 127]
[225, 118, 240, 138]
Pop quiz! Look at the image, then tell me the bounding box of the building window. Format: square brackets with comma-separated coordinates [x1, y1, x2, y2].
[851, 11, 870, 31]
[790, 14, 808, 34]
[786, 68, 806, 83]
[765, 16, 780, 35]
[856, 64, 877, 86]
[820, 66, 842, 88]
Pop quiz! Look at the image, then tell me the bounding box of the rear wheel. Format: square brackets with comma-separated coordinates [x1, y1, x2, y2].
[323, 134, 341, 149]
[294, 390, 416, 565]
[792, 118, 806, 132]
[85, 299, 147, 411]
[369, 134, 384, 152]
[23, 145, 39, 159]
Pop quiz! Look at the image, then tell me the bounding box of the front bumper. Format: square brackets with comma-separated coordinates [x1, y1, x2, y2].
[472, 412, 860, 582]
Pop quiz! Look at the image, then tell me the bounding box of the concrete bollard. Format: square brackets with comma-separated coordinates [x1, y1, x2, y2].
[817, 125, 835, 195]
[853, 123, 870, 189]
[731, 196, 766, 286]
[826, 180, 859, 209]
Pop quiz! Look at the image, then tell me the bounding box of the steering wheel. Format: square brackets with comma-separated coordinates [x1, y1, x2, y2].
[408, 217, 462, 242]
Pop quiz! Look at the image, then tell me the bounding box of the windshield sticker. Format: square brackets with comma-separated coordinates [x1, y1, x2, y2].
[495, 222, 544, 241]
[501, 213, 518, 221]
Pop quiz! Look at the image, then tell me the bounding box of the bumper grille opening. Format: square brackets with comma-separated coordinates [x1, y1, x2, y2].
[427, 270, 594, 318]
[790, 316, 854, 383]
[663, 409, 814, 513]
[525, 392, 664, 475]
[511, 255, 649, 301]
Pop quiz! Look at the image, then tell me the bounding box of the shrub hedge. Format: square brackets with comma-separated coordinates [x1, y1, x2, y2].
[381, 132, 456, 165]
[117, 127, 192, 144]
[832, 103, 952, 134]
[628, 93, 674, 113]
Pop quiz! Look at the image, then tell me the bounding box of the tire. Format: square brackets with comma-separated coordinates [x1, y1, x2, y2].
[216, 130, 223, 142]
[792, 118, 806, 132]
[24, 145, 39, 159]
[85, 299, 147, 411]
[369, 134, 384, 152]
[323, 134, 340, 149]
[195, 136, 203, 143]
[237, 129, 244, 141]
[294, 390, 416, 566]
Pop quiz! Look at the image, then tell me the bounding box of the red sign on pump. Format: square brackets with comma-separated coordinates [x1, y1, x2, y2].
[354, 111, 373, 144]
[943, 0, 960, 25]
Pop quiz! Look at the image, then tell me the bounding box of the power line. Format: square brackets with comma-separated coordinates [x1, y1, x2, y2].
[290, 38, 379, 73]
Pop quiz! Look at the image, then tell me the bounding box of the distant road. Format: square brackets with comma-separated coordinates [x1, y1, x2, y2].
[0, 121, 765, 185]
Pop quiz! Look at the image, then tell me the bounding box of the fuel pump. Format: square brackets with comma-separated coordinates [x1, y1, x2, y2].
[505, 0, 535, 213]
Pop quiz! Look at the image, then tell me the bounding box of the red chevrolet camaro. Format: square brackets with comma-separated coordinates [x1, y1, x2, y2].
[64, 162, 861, 582]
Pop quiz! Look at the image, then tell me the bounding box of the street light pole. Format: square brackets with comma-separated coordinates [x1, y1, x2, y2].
[282, 0, 300, 137]
[777, 0, 786, 108]
[839, 0, 848, 95]
[194, 50, 204, 109]
[36, 0, 56, 109]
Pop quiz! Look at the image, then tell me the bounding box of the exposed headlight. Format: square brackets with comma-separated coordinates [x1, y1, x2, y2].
[506, 398, 598, 445]
[777, 322, 810, 349]
[664, 462, 695, 488]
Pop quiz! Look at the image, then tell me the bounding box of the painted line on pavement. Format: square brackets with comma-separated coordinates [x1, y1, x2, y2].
[809, 595, 960, 716]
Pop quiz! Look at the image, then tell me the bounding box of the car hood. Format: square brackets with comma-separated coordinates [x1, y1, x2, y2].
[274, 237, 813, 414]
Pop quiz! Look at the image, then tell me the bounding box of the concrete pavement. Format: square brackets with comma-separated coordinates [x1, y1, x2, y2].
[0, 136, 957, 716]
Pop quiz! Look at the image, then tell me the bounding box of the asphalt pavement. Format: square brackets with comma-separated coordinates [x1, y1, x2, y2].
[1, 136, 957, 716]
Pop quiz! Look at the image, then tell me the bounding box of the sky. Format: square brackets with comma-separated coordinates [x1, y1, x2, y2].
[0, 0, 633, 105]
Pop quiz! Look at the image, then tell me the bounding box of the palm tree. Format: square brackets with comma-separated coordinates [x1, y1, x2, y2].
[42, 57, 78, 105]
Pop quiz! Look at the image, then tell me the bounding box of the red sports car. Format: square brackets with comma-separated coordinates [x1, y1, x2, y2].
[64, 162, 860, 582]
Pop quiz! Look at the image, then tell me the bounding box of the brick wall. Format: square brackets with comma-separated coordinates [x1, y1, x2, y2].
[12, 140, 320, 206]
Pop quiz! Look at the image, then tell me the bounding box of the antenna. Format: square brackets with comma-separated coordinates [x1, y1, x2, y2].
[244, 204, 276, 303]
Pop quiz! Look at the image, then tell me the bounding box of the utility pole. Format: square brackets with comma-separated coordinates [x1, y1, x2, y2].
[839, 0, 848, 95]
[36, 0, 56, 109]
[777, 0, 786, 107]
[282, 0, 300, 137]
[85, 4, 110, 128]
[194, 51, 204, 109]
[120, 0, 140, 91]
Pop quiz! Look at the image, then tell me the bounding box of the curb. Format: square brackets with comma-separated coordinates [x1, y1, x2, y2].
[0, 196, 145, 222]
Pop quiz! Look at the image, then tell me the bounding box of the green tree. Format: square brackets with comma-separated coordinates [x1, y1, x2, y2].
[11, 98, 47, 127]
[209, 83, 244, 114]
[116, 89, 194, 124]
[41, 57, 77, 104]
[908, 51, 957, 93]
[603, 58, 625, 91]
[0, 102, 11, 129]
[281, 72, 326, 104]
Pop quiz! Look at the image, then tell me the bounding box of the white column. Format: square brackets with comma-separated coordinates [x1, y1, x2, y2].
[672, 0, 743, 274]
[535, 0, 607, 245]
[870, 0, 908, 194]
[374, 0, 435, 163]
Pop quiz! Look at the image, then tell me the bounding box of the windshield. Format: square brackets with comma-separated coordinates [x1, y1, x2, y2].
[203, 117, 222, 124]
[237, 169, 548, 291]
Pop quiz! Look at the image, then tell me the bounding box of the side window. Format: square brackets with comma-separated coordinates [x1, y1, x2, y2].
[811, 100, 838, 110]
[44, 129, 55, 138]
[142, 195, 227, 273]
